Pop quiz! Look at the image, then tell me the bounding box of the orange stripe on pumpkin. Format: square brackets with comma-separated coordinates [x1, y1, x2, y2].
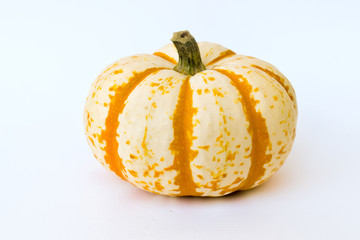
[215, 69, 272, 190]
[206, 50, 236, 66]
[166, 77, 201, 196]
[153, 52, 177, 64]
[99, 68, 164, 180]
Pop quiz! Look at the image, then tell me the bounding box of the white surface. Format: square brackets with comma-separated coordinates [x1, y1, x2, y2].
[1, 0, 359, 239]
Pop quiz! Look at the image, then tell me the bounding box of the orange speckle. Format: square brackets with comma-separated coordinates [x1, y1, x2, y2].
[86, 113, 92, 129]
[128, 170, 138, 177]
[278, 145, 287, 154]
[198, 145, 210, 151]
[158, 85, 165, 92]
[212, 88, 224, 97]
[113, 69, 123, 74]
[130, 154, 138, 159]
[270, 105, 274, 109]
[226, 151, 237, 161]
[196, 89, 202, 95]
[197, 175, 204, 180]
[277, 141, 282, 146]
[224, 127, 230, 136]
[126, 140, 130, 145]
[151, 102, 157, 108]
[150, 82, 160, 87]
[273, 96, 278, 101]
[202, 77, 208, 84]
[232, 177, 242, 184]
[204, 89, 210, 93]
[155, 181, 164, 191]
[216, 134, 223, 142]
[254, 87, 259, 92]
[153, 170, 164, 178]
[194, 119, 200, 126]
[142, 126, 151, 157]
[87, 136, 95, 147]
[236, 145, 241, 148]
[104, 63, 119, 73]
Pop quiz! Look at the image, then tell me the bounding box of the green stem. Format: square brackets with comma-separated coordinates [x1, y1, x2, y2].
[171, 30, 206, 76]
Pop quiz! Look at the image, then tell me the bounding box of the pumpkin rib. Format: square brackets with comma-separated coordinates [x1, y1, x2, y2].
[117, 70, 187, 195]
[199, 70, 249, 194]
[214, 69, 272, 190]
[166, 76, 201, 196]
[153, 52, 177, 65]
[206, 49, 236, 66]
[213, 57, 297, 112]
[187, 71, 248, 196]
[99, 67, 166, 180]
[249, 64, 296, 110]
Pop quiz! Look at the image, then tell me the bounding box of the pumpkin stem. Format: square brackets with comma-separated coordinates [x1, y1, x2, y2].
[171, 30, 206, 76]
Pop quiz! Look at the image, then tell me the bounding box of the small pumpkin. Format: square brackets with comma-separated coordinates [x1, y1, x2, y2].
[84, 31, 297, 197]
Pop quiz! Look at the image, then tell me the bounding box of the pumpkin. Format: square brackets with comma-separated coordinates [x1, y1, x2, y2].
[84, 30, 297, 197]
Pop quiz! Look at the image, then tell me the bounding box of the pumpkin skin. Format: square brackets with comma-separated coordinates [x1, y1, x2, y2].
[84, 41, 297, 197]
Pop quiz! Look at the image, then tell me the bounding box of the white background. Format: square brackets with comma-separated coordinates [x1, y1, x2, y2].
[1, 0, 360, 239]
